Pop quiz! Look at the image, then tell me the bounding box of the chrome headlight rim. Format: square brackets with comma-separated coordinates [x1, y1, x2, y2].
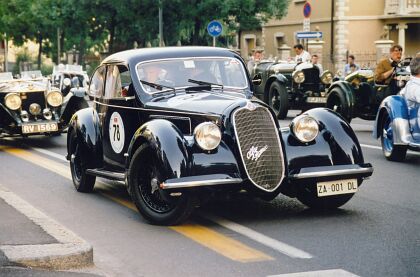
[46, 90, 63, 107]
[320, 70, 333, 85]
[292, 70, 305, 83]
[29, 103, 42, 115]
[194, 122, 222, 151]
[4, 93, 22, 111]
[291, 115, 319, 143]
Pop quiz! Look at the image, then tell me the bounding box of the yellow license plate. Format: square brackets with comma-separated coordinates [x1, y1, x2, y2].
[317, 179, 358, 197]
[22, 122, 59, 134]
[306, 97, 327, 103]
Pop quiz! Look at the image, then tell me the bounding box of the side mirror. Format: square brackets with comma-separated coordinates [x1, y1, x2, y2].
[252, 74, 262, 86]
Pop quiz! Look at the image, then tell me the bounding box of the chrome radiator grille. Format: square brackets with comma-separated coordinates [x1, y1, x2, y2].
[233, 105, 285, 192]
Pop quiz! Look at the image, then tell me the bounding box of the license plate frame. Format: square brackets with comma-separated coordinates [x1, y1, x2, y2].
[317, 178, 358, 197]
[306, 96, 327, 103]
[22, 122, 59, 134]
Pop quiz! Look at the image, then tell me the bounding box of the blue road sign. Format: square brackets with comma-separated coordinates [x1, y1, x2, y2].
[296, 31, 323, 39]
[207, 20, 223, 37]
[303, 2, 312, 18]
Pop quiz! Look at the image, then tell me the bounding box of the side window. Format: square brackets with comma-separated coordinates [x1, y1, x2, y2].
[89, 66, 105, 98]
[104, 65, 131, 99]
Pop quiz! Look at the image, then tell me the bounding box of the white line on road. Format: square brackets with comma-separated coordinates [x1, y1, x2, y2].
[267, 269, 360, 277]
[31, 147, 68, 162]
[361, 143, 420, 156]
[200, 213, 313, 259]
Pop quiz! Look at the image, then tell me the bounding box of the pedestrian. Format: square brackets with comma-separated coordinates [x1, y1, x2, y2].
[311, 54, 323, 74]
[343, 54, 360, 76]
[293, 44, 311, 64]
[247, 49, 263, 74]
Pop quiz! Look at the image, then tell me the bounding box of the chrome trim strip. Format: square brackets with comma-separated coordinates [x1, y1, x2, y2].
[160, 177, 243, 189]
[232, 104, 285, 192]
[289, 167, 374, 180]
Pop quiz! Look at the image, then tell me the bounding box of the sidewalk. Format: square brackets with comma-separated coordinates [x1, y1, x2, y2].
[0, 184, 101, 276]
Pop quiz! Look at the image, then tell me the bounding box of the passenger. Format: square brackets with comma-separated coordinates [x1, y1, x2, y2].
[247, 49, 263, 74]
[401, 57, 420, 108]
[374, 45, 403, 85]
[311, 54, 323, 74]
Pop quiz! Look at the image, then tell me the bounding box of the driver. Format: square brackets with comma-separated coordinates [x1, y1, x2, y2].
[374, 44, 403, 85]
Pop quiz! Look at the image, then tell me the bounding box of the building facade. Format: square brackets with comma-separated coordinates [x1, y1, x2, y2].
[240, 0, 420, 72]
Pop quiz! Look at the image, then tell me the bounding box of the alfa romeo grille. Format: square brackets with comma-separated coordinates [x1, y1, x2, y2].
[233, 105, 285, 192]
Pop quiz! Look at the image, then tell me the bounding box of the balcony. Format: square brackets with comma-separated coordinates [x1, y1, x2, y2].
[385, 0, 420, 15]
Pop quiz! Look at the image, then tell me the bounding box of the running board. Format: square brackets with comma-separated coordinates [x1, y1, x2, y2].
[86, 169, 126, 181]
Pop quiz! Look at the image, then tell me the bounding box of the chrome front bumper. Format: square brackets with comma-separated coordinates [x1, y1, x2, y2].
[288, 163, 373, 180]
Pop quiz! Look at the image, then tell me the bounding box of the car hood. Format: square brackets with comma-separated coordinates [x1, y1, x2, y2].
[145, 91, 247, 116]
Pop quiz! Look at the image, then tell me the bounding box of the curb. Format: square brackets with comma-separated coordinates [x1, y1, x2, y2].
[0, 184, 93, 270]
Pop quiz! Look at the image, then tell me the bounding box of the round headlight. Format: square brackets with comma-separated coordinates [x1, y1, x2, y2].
[194, 122, 222, 151]
[29, 103, 42, 115]
[63, 78, 71, 87]
[321, 71, 333, 84]
[292, 115, 319, 143]
[292, 70, 305, 83]
[46, 90, 63, 107]
[4, 93, 22, 110]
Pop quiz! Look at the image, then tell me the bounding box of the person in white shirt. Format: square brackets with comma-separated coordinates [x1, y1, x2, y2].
[401, 57, 420, 109]
[247, 49, 263, 74]
[293, 44, 311, 64]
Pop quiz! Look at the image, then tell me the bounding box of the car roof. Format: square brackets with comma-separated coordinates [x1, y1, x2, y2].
[101, 46, 241, 68]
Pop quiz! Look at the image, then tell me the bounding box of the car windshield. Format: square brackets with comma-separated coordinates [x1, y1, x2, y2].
[136, 57, 248, 94]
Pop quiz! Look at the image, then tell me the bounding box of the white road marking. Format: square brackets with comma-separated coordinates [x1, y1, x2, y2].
[200, 213, 313, 259]
[31, 147, 68, 162]
[268, 269, 360, 277]
[361, 143, 420, 156]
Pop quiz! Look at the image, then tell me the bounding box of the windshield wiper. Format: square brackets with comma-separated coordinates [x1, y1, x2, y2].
[140, 80, 175, 92]
[140, 80, 177, 100]
[188, 79, 223, 88]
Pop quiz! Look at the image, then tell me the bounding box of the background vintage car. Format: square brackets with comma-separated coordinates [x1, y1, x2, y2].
[51, 64, 89, 97]
[326, 61, 411, 123]
[0, 71, 88, 137]
[251, 60, 334, 119]
[373, 94, 420, 161]
[67, 46, 373, 225]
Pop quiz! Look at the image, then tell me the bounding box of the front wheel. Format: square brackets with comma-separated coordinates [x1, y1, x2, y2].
[380, 112, 407, 161]
[268, 81, 289, 119]
[296, 185, 354, 209]
[68, 129, 96, 192]
[128, 145, 196, 225]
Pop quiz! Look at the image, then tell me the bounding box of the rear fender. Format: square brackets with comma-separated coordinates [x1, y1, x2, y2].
[66, 107, 103, 167]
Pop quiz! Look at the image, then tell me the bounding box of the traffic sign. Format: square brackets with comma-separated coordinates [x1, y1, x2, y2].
[296, 31, 323, 39]
[207, 20, 223, 37]
[303, 18, 310, 32]
[303, 2, 311, 18]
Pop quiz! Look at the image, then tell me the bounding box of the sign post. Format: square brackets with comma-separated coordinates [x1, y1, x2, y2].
[207, 20, 223, 47]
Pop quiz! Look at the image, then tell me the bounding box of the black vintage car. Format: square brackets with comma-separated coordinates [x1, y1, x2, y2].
[252, 60, 333, 119]
[0, 72, 88, 137]
[326, 61, 411, 123]
[67, 47, 373, 225]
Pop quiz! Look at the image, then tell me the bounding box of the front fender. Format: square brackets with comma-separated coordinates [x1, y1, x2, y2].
[326, 81, 355, 118]
[67, 107, 103, 167]
[127, 119, 190, 180]
[373, 95, 411, 144]
[60, 94, 89, 126]
[282, 108, 365, 174]
[264, 73, 288, 94]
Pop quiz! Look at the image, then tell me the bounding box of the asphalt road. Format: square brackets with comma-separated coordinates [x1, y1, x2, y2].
[0, 113, 419, 277]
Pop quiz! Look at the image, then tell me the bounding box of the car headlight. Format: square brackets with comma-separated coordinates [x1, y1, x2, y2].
[321, 71, 333, 84]
[291, 115, 319, 143]
[292, 70, 305, 83]
[4, 93, 22, 110]
[46, 90, 63, 107]
[194, 122, 222, 151]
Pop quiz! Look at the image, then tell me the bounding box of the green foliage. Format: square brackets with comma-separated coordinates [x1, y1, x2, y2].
[12, 48, 33, 75]
[0, 0, 289, 67]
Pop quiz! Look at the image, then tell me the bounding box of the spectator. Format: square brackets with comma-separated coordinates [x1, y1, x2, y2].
[311, 54, 323, 74]
[247, 49, 263, 74]
[374, 45, 403, 85]
[293, 44, 311, 64]
[401, 57, 420, 109]
[343, 54, 360, 76]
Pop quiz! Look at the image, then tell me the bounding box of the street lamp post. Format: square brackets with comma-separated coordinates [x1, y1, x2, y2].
[159, 0, 163, 47]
